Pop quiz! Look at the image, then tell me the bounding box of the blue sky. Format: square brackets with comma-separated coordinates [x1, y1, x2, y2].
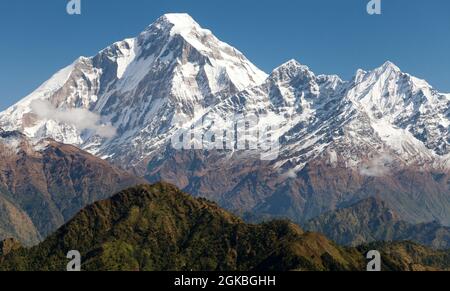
[0, 0, 449, 110]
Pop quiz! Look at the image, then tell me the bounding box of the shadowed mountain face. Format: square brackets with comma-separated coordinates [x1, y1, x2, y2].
[146, 152, 450, 227]
[1, 183, 450, 272]
[304, 197, 450, 250]
[0, 196, 41, 246]
[0, 130, 144, 245]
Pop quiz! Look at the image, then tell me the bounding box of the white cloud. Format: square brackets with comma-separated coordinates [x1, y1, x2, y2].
[359, 153, 393, 177]
[30, 100, 116, 138]
[280, 168, 298, 180]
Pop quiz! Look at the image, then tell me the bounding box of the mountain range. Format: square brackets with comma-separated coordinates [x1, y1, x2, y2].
[1, 13, 450, 261]
[304, 197, 450, 249]
[2, 183, 450, 271]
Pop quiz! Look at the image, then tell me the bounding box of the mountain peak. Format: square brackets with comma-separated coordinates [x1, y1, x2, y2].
[159, 13, 199, 27]
[271, 59, 313, 80]
[277, 59, 308, 70]
[377, 60, 401, 73]
[150, 13, 202, 35]
[353, 61, 401, 82]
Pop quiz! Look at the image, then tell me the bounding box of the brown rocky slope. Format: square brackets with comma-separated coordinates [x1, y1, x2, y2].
[0, 130, 144, 245]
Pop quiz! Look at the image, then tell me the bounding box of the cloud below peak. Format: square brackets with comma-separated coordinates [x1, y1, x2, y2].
[30, 100, 116, 138]
[359, 153, 393, 177]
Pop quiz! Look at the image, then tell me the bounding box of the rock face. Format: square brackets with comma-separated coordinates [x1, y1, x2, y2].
[1, 13, 450, 229]
[1, 183, 449, 271]
[145, 150, 450, 226]
[304, 197, 450, 249]
[0, 129, 144, 244]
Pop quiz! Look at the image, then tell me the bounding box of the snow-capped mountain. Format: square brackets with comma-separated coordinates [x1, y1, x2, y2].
[2, 13, 450, 226]
[0, 13, 267, 166]
[348, 61, 450, 155]
[276, 59, 450, 172]
[174, 58, 450, 174]
[2, 13, 448, 172]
